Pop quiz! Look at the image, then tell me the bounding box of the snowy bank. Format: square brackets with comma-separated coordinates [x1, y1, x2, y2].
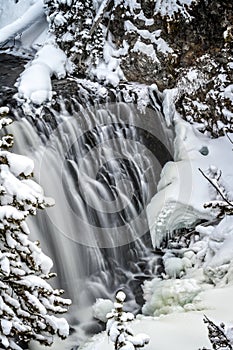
[147, 112, 233, 247]
[80, 285, 233, 350]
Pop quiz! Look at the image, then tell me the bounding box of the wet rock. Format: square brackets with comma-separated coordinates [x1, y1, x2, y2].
[81, 321, 104, 335]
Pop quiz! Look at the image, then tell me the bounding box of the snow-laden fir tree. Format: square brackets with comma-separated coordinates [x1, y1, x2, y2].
[44, 0, 105, 72]
[106, 291, 150, 350]
[0, 107, 71, 349]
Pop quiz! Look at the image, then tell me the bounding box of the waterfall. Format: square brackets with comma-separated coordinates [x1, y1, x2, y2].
[5, 84, 173, 343]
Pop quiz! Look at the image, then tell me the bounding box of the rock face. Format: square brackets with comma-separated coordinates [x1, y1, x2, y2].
[1, 1, 232, 137]
[110, 0, 232, 86]
[108, 0, 233, 136]
[45, 0, 232, 136]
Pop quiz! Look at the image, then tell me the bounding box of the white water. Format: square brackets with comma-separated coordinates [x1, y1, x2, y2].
[8, 100, 172, 342]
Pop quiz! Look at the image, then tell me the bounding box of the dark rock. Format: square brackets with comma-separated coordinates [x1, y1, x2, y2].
[81, 321, 104, 335]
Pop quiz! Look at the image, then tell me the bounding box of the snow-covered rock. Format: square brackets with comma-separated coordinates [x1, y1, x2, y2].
[16, 42, 73, 105]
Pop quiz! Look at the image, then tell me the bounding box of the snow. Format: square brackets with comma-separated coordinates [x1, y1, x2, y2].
[0, 1, 73, 105]
[147, 107, 233, 247]
[128, 334, 150, 347]
[132, 40, 159, 62]
[80, 284, 233, 350]
[125, 20, 173, 55]
[91, 34, 125, 87]
[17, 62, 52, 105]
[116, 291, 126, 302]
[1, 319, 12, 336]
[49, 316, 70, 338]
[0, 205, 26, 222]
[105, 290, 149, 349]
[0, 0, 45, 46]
[25, 291, 47, 315]
[0, 111, 71, 349]
[154, 0, 195, 19]
[0, 2, 233, 350]
[1, 151, 34, 177]
[0, 107, 9, 115]
[92, 298, 114, 322]
[16, 42, 73, 105]
[18, 275, 53, 291]
[31, 249, 54, 275]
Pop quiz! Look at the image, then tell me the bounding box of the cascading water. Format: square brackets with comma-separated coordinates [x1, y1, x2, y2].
[10, 100, 172, 330]
[0, 55, 173, 346]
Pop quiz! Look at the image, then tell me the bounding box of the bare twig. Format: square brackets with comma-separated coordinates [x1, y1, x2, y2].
[198, 168, 233, 208]
[226, 132, 233, 145]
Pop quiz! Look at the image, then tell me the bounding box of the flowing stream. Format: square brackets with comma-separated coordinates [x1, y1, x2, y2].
[0, 55, 173, 346]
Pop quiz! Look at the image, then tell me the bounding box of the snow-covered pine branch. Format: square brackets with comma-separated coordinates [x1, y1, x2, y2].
[200, 315, 233, 350]
[0, 108, 71, 349]
[106, 291, 150, 349]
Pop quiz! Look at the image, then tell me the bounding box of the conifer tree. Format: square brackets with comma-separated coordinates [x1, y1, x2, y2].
[106, 291, 150, 350]
[0, 107, 71, 349]
[44, 0, 105, 72]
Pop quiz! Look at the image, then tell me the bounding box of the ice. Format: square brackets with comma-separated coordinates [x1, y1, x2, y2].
[142, 277, 202, 317]
[164, 256, 186, 278]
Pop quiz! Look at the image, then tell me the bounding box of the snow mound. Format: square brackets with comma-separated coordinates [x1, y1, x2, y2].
[16, 42, 73, 105]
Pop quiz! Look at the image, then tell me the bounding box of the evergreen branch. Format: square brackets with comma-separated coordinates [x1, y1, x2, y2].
[203, 315, 232, 350]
